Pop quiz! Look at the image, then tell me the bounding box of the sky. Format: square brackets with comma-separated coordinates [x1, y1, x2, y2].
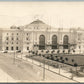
[0, 1, 84, 28]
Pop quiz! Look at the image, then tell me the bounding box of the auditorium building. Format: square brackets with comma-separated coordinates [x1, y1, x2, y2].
[0, 19, 84, 54]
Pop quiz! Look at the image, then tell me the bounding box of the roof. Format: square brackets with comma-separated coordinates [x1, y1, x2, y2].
[30, 19, 45, 24]
[24, 19, 52, 30]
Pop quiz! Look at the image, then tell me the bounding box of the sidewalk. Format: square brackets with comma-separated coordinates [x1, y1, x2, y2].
[16, 55, 76, 82]
[0, 68, 17, 82]
[20, 55, 84, 83]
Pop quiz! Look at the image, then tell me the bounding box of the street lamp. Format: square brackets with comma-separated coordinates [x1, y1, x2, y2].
[42, 28, 48, 81]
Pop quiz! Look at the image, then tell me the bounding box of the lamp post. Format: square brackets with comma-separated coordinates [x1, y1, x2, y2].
[42, 27, 48, 81]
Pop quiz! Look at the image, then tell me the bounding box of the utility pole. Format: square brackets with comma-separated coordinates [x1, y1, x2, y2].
[42, 27, 48, 81]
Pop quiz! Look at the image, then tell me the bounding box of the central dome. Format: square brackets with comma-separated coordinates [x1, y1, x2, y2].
[30, 19, 45, 24]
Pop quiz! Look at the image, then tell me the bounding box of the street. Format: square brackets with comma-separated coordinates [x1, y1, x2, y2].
[0, 53, 76, 82]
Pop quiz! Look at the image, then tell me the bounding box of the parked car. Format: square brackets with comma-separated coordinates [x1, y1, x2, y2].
[3, 51, 8, 53]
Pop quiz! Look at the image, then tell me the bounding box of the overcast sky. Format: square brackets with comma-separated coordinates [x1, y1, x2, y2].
[0, 1, 84, 28]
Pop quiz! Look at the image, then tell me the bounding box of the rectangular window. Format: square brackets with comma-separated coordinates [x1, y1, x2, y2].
[12, 42, 13, 44]
[16, 47, 18, 50]
[12, 37, 14, 40]
[27, 47, 29, 50]
[16, 42, 18, 44]
[6, 47, 8, 50]
[12, 33, 14, 35]
[7, 33, 8, 35]
[27, 33, 28, 35]
[6, 42, 8, 45]
[16, 38, 18, 40]
[11, 46, 13, 50]
[6, 37, 9, 40]
[26, 38, 28, 40]
[79, 46, 81, 49]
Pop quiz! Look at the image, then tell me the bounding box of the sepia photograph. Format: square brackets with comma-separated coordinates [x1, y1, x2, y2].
[0, 1, 84, 83]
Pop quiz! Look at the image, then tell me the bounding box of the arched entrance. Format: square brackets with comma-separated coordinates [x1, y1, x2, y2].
[39, 35, 45, 50]
[52, 35, 57, 49]
[63, 35, 69, 49]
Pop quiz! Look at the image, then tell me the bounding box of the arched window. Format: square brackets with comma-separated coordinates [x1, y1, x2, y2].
[52, 35, 57, 49]
[39, 35, 45, 50]
[63, 35, 69, 49]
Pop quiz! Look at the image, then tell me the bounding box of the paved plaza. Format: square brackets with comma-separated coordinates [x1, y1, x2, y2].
[0, 52, 77, 83]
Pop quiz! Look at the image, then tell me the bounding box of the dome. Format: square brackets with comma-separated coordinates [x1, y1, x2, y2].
[30, 19, 45, 24]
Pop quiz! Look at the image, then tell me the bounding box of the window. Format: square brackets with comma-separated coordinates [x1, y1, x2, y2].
[16, 47, 18, 50]
[16, 42, 18, 44]
[52, 35, 57, 49]
[27, 47, 29, 50]
[17, 33, 18, 35]
[63, 35, 69, 49]
[11, 46, 13, 50]
[6, 37, 9, 40]
[39, 35, 45, 50]
[26, 38, 28, 40]
[12, 42, 13, 44]
[27, 42, 29, 44]
[6, 42, 8, 45]
[7, 33, 8, 35]
[79, 46, 81, 49]
[11, 37, 14, 40]
[16, 38, 18, 40]
[6, 47, 8, 50]
[12, 33, 14, 35]
[27, 33, 28, 35]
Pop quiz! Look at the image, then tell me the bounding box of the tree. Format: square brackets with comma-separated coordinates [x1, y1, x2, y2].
[65, 57, 68, 64]
[41, 50, 43, 52]
[63, 50, 65, 54]
[56, 58, 59, 62]
[49, 54, 51, 59]
[68, 49, 70, 54]
[57, 50, 60, 54]
[51, 55, 54, 60]
[72, 59, 74, 62]
[73, 49, 75, 54]
[39, 54, 41, 56]
[60, 57, 63, 61]
[62, 60, 64, 63]
[65, 57, 68, 61]
[47, 50, 49, 53]
[51, 51, 54, 54]
[52, 50, 55, 53]
[61, 60, 65, 67]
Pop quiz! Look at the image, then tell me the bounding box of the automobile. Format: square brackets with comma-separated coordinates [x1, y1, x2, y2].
[16, 50, 21, 53]
[3, 51, 8, 53]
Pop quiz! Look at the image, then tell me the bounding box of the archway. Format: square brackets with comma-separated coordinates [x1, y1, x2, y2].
[63, 35, 69, 49]
[39, 35, 45, 50]
[52, 35, 57, 49]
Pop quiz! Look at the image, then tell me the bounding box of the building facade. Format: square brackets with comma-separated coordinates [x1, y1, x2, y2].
[1, 19, 84, 54]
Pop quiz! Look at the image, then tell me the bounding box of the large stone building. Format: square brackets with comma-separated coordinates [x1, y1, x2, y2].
[1, 19, 84, 54]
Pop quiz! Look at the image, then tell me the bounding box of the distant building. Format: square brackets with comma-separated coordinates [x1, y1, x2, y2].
[1, 19, 84, 54]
